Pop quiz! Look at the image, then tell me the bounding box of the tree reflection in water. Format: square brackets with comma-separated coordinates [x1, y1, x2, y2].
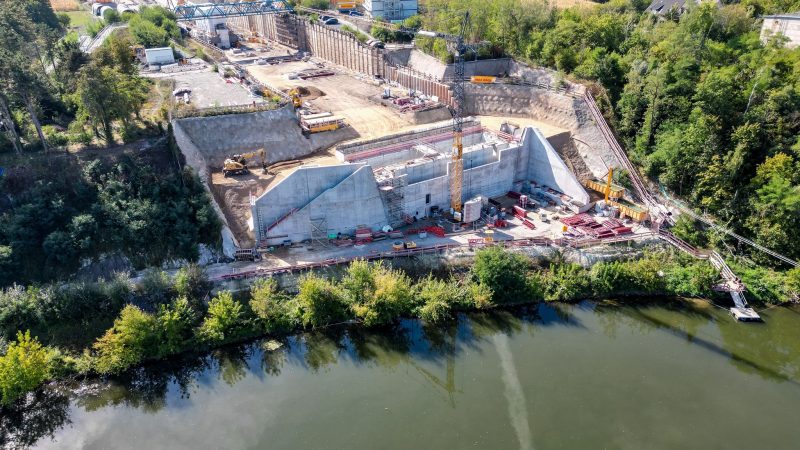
[0, 387, 70, 448]
[9, 302, 800, 449]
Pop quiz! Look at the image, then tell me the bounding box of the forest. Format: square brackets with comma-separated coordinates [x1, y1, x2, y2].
[408, 0, 800, 266]
[0, 1, 220, 286]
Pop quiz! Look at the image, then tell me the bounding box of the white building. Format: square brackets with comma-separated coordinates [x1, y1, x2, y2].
[760, 13, 800, 48]
[144, 47, 175, 66]
[363, 0, 418, 21]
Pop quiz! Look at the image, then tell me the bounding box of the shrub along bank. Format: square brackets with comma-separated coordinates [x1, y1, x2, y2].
[2, 247, 797, 407]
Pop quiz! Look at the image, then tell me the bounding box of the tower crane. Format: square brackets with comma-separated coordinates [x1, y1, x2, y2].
[417, 12, 478, 218]
[290, 8, 482, 218]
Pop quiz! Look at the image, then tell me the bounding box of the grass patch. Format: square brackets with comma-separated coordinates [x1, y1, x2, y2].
[63, 10, 95, 31]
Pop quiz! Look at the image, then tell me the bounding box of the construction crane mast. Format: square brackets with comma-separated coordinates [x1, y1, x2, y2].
[418, 12, 473, 217]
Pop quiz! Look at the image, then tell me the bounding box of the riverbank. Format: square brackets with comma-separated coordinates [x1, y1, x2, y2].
[7, 299, 800, 449]
[0, 246, 790, 409]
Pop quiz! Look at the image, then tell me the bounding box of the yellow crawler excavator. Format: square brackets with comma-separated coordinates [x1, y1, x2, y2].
[222, 149, 266, 177]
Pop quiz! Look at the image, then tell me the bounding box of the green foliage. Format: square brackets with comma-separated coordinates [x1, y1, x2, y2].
[544, 263, 591, 302]
[156, 298, 197, 356]
[93, 305, 158, 374]
[197, 291, 247, 344]
[73, 62, 149, 146]
[173, 264, 211, 312]
[0, 331, 53, 406]
[0, 275, 133, 341]
[371, 26, 395, 42]
[786, 268, 800, 302]
[590, 261, 633, 296]
[295, 274, 350, 328]
[664, 261, 718, 297]
[671, 215, 708, 248]
[0, 148, 221, 285]
[300, 0, 329, 9]
[128, 6, 180, 47]
[415, 275, 459, 322]
[340, 25, 369, 43]
[471, 247, 530, 303]
[249, 279, 295, 334]
[344, 261, 415, 327]
[103, 9, 121, 24]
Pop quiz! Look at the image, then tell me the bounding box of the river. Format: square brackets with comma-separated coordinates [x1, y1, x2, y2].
[5, 299, 800, 449]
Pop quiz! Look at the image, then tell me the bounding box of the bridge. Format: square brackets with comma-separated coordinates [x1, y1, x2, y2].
[169, 1, 292, 21]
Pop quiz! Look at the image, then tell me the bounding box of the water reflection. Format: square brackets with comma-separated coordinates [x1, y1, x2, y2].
[0, 388, 70, 448]
[6, 301, 800, 449]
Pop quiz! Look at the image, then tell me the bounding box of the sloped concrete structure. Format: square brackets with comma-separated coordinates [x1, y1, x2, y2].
[251, 122, 589, 246]
[252, 165, 389, 245]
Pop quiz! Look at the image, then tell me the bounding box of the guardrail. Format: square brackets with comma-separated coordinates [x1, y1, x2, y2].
[213, 233, 665, 282]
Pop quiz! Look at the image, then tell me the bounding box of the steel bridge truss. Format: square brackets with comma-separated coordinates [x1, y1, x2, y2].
[172, 1, 292, 21]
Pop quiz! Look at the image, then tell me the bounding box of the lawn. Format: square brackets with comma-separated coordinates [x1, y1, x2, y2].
[63, 10, 96, 31]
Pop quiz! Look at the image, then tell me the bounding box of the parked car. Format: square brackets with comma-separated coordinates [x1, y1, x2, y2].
[348, 11, 364, 16]
[324, 18, 339, 25]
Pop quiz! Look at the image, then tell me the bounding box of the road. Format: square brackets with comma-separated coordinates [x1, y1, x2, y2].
[82, 23, 128, 53]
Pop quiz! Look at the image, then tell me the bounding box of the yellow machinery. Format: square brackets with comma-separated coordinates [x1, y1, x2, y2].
[418, 12, 480, 217]
[289, 88, 302, 109]
[583, 168, 649, 222]
[223, 149, 266, 177]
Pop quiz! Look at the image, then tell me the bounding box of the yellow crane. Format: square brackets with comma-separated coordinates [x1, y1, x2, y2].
[223, 149, 266, 177]
[604, 168, 613, 202]
[418, 12, 482, 219]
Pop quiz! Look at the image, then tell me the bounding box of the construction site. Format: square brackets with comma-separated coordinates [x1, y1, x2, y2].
[164, 1, 770, 321]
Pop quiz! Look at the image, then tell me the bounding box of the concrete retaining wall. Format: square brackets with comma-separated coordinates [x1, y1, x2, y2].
[172, 122, 239, 258]
[174, 106, 357, 167]
[465, 83, 620, 178]
[253, 164, 389, 244]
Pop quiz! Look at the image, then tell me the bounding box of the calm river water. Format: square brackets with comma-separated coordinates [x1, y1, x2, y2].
[5, 300, 800, 449]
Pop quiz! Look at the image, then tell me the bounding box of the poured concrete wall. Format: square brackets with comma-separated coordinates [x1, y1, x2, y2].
[174, 106, 357, 167]
[252, 165, 389, 244]
[524, 128, 590, 207]
[384, 49, 512, 80]
[465, 83, 620, 178]
[171, 122, 239, 258]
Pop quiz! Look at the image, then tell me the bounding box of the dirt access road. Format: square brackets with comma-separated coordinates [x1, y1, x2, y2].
[247, 61, 415, 140]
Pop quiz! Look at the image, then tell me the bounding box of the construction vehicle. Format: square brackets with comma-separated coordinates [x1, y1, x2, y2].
[223, 149, 266, 176]
[289, 88, 303, 109]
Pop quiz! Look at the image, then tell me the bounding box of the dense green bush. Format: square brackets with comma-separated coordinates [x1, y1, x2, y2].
[471, 246, 531, 303]
[296, 274, 350, 329]
[93, 305, 159, 375]
[249, 279, 295, 334]
[0, 331, 53, 406]
[157, 298, 197, 356]
[128, 6, 180, 47]
[544, 263, 591, 301]
[345, 261, 415, 327]
[197, 292, 248, 344]
[415, 275, 458, 323]
[0, 151, 221, 286]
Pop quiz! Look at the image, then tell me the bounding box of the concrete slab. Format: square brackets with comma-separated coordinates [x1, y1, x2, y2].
[167, 70, 264, 108]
